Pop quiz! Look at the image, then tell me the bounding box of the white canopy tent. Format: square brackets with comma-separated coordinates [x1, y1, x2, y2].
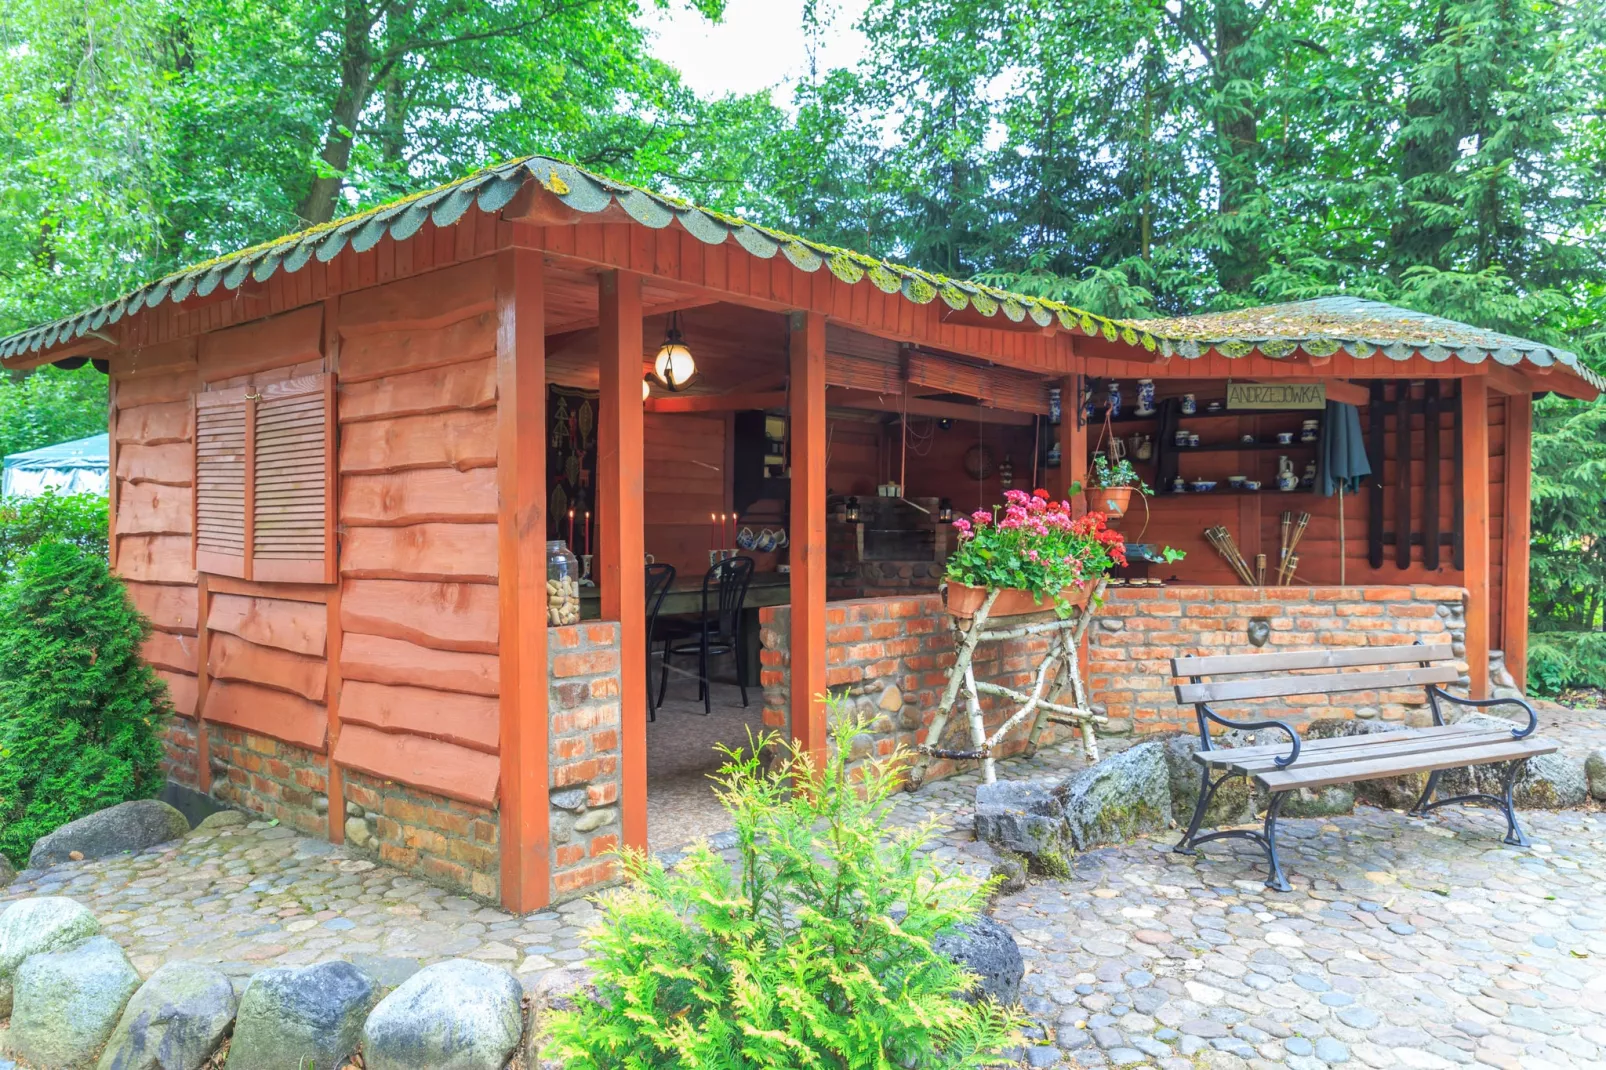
[2, 433, 109, 497]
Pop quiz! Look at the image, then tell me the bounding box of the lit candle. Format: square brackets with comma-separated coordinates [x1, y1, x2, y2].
[583, 510, 590, 558]
[568, 507, 574, 550]
[711, 512, 718, 555]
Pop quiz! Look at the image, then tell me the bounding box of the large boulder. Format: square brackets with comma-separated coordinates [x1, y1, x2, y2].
[0, 854, 15, 889]
[362, 959, 523, 1070]
[1057, 741, 1172, 850]
[9, 935, 141, 1069]
[97, 960, 238, 1070]
[29, 800, 191, 869]
[932, 916, 1024, 1006]
[1305, 718, 1426, 809]
[1157, 732, 1255, 828]
[1437, 712, 1587, 808]
[974, 780, 1071, 876]
[0, 896, 102, 1017]
[1587, 750, 1606, 803]
[225, 960, 376, 1070]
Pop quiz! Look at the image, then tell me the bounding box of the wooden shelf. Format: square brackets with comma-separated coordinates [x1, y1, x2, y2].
[1174, 441, 1319, 453]
[1155, 487, 1316, 498]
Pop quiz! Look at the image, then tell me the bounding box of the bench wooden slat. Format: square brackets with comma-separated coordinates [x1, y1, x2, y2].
[1172, 643, 1454, 678]
[1221, 727, 1518, 775]
[1256, 737, 1558, 792]
[1192, 723, 1492, 768]
[1175, 664, 1460, 705]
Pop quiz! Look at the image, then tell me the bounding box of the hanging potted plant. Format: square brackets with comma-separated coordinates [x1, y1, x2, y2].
[1085, 453, 1150, 519]
[943, 489, 1128, 620]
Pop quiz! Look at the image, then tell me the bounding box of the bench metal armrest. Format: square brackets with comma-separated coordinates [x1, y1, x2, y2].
[1428, 687, 1538, 739]
[1194, 702, 1302, 768]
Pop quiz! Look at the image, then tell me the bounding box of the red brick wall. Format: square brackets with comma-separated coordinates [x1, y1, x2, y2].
[207, 725, 328, 836]
[548, 622, 623, 902]
[342, 769, 500, 900]
[759, 595, 1068, 783]
[1095, 584, 1469, 732]
[759, 585, 1470, 781]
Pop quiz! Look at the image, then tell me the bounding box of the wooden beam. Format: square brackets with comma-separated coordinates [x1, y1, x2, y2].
[1483, 363, 1532, 397]
[495, 247, 551, 912]
[195, 576, 212, 793]
[1055, 377, 1085, 507]
[596, 270, 648, 853]
[826, 388, 1037, 427]
[645, 391, 787, 414]
[323, 294, 345, 844]
[547, 294, 718, 336]
[1460, 377, 1491, 700]
[789, 311, 828, 766]
[1501, 392, 1533, 692]
[1529, 368, 1600, 402]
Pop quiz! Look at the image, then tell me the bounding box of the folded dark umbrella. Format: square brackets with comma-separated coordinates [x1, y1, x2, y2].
[1317, 400, 1373, 583]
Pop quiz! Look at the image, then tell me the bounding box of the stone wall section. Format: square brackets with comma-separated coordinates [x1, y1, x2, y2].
[548, 622, 624, 901]
[207, 725, 328, 836]
[341, 769, 500, 900]
[1093, 585, 1468, 733]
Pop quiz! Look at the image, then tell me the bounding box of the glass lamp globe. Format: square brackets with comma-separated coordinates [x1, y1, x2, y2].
[653, 342, 696, 390]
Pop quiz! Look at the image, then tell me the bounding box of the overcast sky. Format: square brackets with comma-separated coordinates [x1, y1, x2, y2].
[638, 0, 872, 104]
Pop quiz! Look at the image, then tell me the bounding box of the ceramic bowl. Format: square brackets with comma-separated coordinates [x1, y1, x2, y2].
[1228, 475, 1246, 489]
[1191, 480, 1217, 493]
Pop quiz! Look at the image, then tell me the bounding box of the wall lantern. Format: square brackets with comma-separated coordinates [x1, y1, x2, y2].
[642, 377, 652, 401]
[998, 455, 1014, 489]
[844, 497, 861, 523]
[938, 498, 953, 523]
[653, 311, 697, 391]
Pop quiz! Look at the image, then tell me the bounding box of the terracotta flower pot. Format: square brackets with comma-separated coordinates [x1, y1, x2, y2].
[944, 580, 1094, 620]
[1086, 485, 1134, 518]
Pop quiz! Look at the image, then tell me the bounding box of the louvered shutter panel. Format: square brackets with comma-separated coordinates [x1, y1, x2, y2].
[252, 374, 335, 583]
[195, 388, 250, 578]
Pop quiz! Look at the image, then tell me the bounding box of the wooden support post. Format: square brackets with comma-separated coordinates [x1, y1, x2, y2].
[596, 270, 648, 852]
[1460, 377, 1491, 700]
[1502, 392, 1533, 692]
[789, 311, 828, 764]
[495, 248, 551, 912]
[195, 575, 212, 793]
[1056, 376, 1087, 511]
[322, 295, 344, 843]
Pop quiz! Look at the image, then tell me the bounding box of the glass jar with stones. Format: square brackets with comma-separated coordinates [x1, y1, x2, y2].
[547, 540, 581, 625]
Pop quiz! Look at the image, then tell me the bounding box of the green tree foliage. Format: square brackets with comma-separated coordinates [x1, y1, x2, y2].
[0, 541, 171, 866]
[542, 716, 1022, 1068]
[0, 491, 109, 581]
[0, 365, 109, 459]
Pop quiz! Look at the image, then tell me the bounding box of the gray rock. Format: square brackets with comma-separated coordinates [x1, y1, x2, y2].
[933, 916, 1024, 1005]
[1439, 712, 1587, 808]
[1588, 750, 1606, 802]
[1305, 719, 1425, 808]
[975, 779, 1072, 875]
[363, 959, 523, 1070]
[0, 896, 102, 1017]
[194, 810, 247, 832]
[1281, 785, 1356, 818]
[971, 842, 1027, 895]
[29, 800, 191, 868]
[1058, 742, 1172, 850]
[0, 854, 14, 889]
[96, 960, 237, 1070]
[1159, 732, 1255, 828]
[226, 960, 376, 1070]
[9, 935, 141, 1069]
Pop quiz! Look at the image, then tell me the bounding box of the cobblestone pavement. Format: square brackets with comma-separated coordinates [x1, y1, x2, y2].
[4, 722, 1605, 1070]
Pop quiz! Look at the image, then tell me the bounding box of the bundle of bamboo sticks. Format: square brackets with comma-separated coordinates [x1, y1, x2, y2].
[1204, 512, 1312, 587]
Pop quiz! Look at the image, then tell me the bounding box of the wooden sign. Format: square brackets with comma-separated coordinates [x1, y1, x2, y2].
[1227, 382, 1326, 410]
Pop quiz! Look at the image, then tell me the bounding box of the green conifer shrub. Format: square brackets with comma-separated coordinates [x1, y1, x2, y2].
[0, 540, 171, 866]
[542, 711, 1023, 1069]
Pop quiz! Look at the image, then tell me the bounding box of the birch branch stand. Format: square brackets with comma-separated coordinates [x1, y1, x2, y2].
[908, 578, 1108, 790]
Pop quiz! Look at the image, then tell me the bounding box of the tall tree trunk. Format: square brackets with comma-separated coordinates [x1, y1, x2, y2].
[1212, 0, 1263, 293]
[296, 14, 376, 226]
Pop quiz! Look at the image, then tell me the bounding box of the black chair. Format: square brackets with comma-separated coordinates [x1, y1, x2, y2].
[644, 562, 676, 722]
[659, 556, 755, 715]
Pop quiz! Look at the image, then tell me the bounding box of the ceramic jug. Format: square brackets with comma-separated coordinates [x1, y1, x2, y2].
[1276, 455, 1299, 491]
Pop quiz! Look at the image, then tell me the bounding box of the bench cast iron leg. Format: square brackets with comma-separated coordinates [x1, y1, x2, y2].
[1499, 760, 1530, 847]
[1174, 766, 1227, 855]
[1408, 770, 1442, 816]
[1262, 791, 1292, 892]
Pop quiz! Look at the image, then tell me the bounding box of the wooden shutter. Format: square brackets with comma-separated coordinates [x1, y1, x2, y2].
[252, 374, 336, 583]
[195, 388, 250, 578]
[193, 373, 335, 584]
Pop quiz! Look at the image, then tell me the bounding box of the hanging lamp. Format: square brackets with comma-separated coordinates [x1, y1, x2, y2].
[653, 311, 697, 391]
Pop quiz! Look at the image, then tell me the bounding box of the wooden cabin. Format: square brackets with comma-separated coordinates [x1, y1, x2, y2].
[3, 156, 1598, 911]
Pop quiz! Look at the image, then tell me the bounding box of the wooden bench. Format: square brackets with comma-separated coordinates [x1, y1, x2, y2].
[1170, 643, 1554, 891]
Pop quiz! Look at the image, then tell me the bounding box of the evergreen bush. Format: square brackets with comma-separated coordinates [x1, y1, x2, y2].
[0, 489, 108, 581]
[0, 540, 171, 866]
[542, 711, 1022, 1069]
